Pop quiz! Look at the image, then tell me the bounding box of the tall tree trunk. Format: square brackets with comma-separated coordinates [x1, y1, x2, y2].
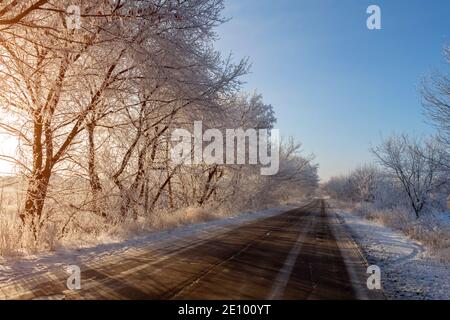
[22, 169, 51, 239]
[20, 114, 50, 239]
[198, 165, 218, 206]
[165, 138, 174, 209]
[87, 122, 106, 219]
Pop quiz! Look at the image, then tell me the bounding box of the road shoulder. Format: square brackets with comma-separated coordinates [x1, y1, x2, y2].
[335, 207, 450, 300]
[327, 209, 386, 300]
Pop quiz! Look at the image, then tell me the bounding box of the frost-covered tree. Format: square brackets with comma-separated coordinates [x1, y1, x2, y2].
[422, 46, 450, 175]
[348, 165, 381, 203]
[422, 46, 450, 149]
[0, 0, 49, 27]
[0, 0, 247, 236]
[371, 134, 448, 218]
[323, 175, 352, 201]
[0, 0, 318, 249]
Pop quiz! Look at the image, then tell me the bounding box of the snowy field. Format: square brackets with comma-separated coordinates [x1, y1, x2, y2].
[337, 209, 450, 300]
[0, 206, 293, 285]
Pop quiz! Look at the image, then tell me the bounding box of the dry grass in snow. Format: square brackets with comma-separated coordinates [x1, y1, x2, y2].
[343, 201, 450, 262]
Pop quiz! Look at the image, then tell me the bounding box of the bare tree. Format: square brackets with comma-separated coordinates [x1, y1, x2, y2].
[0, 2, 131, 235]
[348, 165, 381, 202]
[371, 134, 447, 218]
[0, 0, 49, 27]
[0, 0, 317, 251]
[422, 46, 450, 143]
[0, 0, 244, 234]
[422, 45, 450, 171]
[323, 175, 353, 201]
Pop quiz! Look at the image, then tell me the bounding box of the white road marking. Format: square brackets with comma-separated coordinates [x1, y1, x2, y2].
[268, 218, 313, 300]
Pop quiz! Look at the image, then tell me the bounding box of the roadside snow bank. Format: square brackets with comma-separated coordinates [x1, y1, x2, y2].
[337, 209, 450, 300]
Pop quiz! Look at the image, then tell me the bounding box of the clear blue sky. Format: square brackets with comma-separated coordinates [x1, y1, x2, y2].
[215, 0, 450, 181]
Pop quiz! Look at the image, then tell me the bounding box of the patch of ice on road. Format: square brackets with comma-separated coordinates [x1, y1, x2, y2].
[337, 210, 450, 300]
[0, 206, 294, 285]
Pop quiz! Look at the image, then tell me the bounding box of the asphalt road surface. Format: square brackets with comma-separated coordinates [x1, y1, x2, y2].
[0, 200, 383, 300]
